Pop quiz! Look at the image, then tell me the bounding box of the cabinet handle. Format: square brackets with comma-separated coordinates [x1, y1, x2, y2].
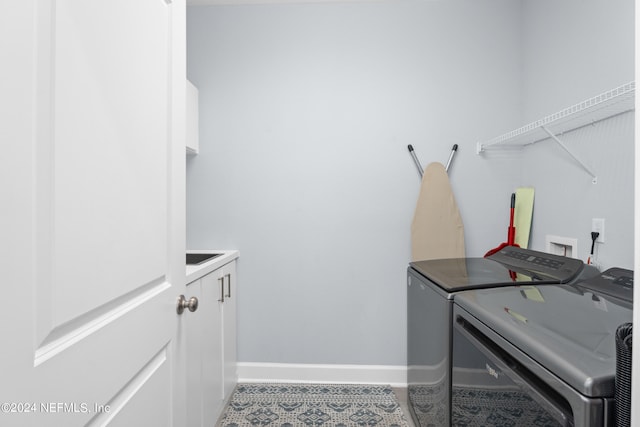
[225, 273, 231, 298]
[218, 277, 225, 303]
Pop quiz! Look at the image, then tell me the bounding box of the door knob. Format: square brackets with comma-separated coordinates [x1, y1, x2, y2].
[176, 295, 199, 314]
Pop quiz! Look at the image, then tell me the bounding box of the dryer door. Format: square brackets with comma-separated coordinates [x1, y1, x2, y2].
[452, 313, 574, 426]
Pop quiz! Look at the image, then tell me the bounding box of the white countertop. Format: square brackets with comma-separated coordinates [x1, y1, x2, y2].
[186, 250, 239, 284]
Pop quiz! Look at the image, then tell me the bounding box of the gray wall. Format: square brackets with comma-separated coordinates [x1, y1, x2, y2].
[186, 0, 634, 366]
[518, 0, 635, 269]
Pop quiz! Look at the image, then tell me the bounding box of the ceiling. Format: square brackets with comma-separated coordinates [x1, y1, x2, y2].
[187, 0, 388, 4]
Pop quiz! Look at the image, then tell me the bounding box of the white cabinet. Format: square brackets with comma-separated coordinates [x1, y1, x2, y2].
[186, 79, 199, 154]
[186, 259, 238, 426]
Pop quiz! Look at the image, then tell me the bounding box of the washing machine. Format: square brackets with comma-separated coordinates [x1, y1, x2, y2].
[452, 268, 633, 426]
[407, 247, 598, 427]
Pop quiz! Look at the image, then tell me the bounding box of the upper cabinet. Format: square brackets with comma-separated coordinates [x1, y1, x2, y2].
[186, 79, 199, 154]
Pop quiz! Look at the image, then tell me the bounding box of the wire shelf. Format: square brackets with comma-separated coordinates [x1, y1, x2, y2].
[477, 81, 635, 153]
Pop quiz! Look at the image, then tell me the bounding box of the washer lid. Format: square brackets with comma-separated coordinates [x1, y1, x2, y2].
[454, 277, 633, 397]
[410, 248, 584, 292]
[410, 258, 541, 292]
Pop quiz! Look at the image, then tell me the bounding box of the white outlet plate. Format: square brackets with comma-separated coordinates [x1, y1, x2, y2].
[592, 218, 605, 243]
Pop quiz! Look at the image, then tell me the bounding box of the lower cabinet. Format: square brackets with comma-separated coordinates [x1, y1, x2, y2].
[186, 260, 237, 426]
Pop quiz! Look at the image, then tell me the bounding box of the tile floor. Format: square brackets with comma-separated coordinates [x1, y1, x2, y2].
[217, 384, 416, 427]
[392, 387, 416, 427]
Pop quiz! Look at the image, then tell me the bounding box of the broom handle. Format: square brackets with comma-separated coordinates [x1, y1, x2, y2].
[507, 193, 516, 245]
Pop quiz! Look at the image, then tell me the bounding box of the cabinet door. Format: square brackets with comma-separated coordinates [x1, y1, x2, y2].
[186, 274, 225, 427]
[202, 272, 225, 423]
[221, 261, 238, 399]
[185, 279, 203, 427]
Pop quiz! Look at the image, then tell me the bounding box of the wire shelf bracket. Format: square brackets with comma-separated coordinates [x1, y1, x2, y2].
[540, 125, 598, 184]
[476, 81, 635, 184]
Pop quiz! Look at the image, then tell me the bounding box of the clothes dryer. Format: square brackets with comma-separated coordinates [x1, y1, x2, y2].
[452, 268, 633, 426]
[407, 247, 598, 426]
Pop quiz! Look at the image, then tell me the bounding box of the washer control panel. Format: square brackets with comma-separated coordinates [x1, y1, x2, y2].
[487, 246, 585, 283]
[577, 267, 634, 302]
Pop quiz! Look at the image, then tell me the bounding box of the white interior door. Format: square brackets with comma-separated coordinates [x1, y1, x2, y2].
[1, 1, 187, 426]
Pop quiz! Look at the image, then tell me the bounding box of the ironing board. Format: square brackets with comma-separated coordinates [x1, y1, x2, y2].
[411, 162, 465, 261]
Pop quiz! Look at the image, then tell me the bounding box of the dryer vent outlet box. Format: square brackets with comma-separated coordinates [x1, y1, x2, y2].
[545, 235, 578, 259]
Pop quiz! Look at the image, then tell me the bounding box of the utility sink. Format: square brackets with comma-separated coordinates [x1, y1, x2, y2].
[186, 253, 223, 265]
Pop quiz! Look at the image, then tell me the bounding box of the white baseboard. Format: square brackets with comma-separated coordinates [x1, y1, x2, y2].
[237, 362, 407, 387]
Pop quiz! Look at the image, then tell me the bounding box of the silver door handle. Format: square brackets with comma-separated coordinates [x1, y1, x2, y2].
[176, 295, 199, 314]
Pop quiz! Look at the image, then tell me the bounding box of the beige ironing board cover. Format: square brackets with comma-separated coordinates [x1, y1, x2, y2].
[411, 162, 465, 261]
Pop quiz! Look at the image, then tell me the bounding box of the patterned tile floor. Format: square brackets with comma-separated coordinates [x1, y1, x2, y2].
[392, 388, 416, 427]
[217, 383, 415, 427]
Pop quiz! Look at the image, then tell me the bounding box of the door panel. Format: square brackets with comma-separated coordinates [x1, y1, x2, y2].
[1, 1, 186, 426]
[87, 347, 171, 426]
[49, 0, 169, 328]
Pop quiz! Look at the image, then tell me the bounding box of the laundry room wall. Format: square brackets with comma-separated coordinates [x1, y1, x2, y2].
[517, 0, 635, 269]
[186, 0, 523, 366]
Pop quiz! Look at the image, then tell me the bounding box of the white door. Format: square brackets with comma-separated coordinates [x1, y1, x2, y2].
[1, 1, 187, 426]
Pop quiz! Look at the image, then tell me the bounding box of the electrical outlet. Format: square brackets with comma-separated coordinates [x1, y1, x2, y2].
[592, 218, 605, 243]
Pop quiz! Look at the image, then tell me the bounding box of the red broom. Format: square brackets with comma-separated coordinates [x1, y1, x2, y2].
[485, 193, 519, 257]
